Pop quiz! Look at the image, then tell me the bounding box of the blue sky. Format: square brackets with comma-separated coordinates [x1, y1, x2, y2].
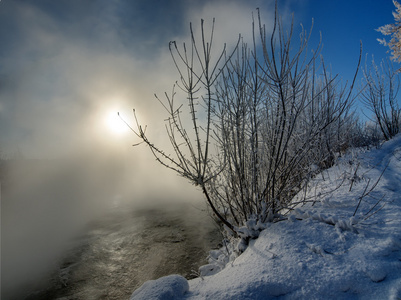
[0, 0, 397, 158]
[300, 0, 396, 81]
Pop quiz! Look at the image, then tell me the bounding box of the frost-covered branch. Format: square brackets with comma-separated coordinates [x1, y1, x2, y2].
[377, 0, 401, 65]
[129, 6, 360, 248]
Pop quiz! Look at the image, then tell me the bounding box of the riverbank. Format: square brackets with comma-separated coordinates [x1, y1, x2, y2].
[131, 135, 401, 299]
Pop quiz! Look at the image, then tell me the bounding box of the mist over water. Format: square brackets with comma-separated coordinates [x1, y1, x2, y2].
[1, 147, 213, 299]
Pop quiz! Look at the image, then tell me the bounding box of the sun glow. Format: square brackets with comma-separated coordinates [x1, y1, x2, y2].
[105, 111, 129, 135]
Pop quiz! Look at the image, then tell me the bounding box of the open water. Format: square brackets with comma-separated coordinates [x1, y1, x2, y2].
[25, 202, 221, 300]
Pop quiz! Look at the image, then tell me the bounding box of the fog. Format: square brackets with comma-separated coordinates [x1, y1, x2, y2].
[0, 0, 276, 298]
[1, 146, 207, 298]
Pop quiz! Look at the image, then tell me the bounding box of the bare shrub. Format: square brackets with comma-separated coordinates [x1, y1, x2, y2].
[362, 58, 401, 141]
[209, 9, 360, 235]
[128, 7, 360, 245]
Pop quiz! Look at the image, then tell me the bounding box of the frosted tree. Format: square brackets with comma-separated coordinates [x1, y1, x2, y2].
[362, 58, 400, 140]
[210, 10, 360, 236]
[377, 0, 401, 65]
[129, 7, 360, 245]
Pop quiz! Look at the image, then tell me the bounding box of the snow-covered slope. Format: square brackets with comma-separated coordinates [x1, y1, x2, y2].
[130, 136, 401, 300]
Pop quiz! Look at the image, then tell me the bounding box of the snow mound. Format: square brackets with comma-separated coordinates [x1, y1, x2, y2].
[129, 275, 188, 300]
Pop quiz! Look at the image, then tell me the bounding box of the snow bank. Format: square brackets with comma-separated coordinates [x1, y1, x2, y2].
[130, 275, 188, 300]
[130, 135, 401, 299]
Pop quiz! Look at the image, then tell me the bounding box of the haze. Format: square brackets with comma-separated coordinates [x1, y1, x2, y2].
[0, 0, 275, 298]
[0, 0, 395, 298]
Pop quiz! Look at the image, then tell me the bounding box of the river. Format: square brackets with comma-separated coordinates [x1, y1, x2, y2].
[24, 201, 221, 300]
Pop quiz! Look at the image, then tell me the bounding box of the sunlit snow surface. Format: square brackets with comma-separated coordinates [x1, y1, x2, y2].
[131, 135, 401, 300]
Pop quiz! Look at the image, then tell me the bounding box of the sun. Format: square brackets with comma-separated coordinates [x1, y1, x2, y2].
[105, 111, 129, 135]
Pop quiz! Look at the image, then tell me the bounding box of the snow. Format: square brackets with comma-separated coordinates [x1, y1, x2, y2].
[130, 275, 189, 300]
[130, 135, 401, 299]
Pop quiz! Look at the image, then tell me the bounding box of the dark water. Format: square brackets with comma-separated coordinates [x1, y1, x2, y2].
[25, 202, 221, 300]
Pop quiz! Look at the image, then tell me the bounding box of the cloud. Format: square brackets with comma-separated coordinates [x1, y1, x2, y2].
[0, 0, 281, 158]
[0, 1, 174, 157]
[186, 0, 275, 45]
